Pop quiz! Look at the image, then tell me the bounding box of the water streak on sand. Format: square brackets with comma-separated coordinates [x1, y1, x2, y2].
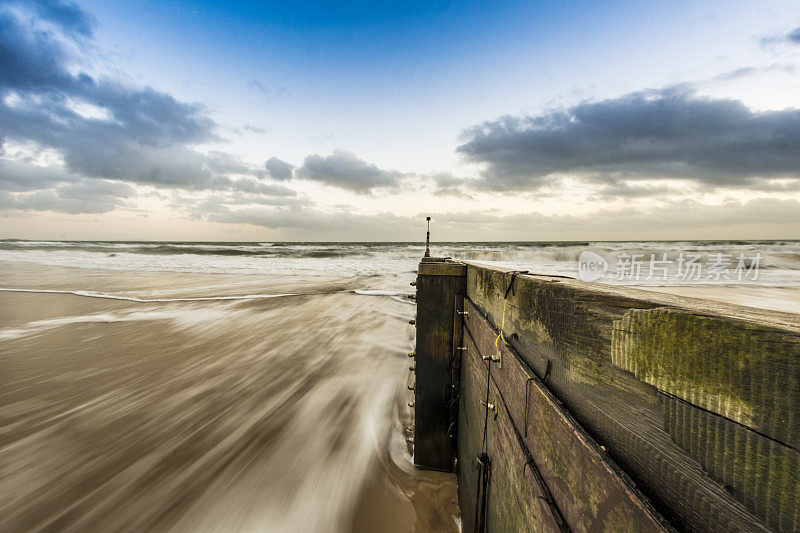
[0, 287, 295, 303]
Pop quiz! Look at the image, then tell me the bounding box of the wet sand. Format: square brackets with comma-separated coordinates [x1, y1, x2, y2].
[0, 265, 458, 532]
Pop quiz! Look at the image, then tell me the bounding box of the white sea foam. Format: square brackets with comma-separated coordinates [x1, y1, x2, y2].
[0, 288, 294, 303]
[354, 289, 406, 296]
[1, 240, 799, 287]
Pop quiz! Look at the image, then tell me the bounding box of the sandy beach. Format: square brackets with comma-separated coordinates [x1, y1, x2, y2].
[0, 262, 458, 532]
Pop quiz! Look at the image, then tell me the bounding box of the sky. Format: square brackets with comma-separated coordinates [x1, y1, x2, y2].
[1, 0, 800, 241]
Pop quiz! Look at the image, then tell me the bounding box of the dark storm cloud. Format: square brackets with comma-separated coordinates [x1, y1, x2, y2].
[457, 88, 800, 191]
[264, 157, 295, 181]
[0, 2, 291, 201]
[295, 150, 404, 193]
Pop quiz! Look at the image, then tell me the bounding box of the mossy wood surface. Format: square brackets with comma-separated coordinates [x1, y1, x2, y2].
[461, 297, 670, 532]
[463, 263, 796, 532]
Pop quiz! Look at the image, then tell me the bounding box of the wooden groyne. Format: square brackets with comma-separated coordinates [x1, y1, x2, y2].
[410, 258, 800, 532]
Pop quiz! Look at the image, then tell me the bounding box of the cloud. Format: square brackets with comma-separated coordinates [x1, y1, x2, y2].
[0, 158, 75, 192]
[195, 198, 800, 240]
[295, 150, 404, 193]
[0, 2, 280, 194]
[265, 156, 295, 181]
[0, 179, 134, 214]
[457, 87, 800, 192]
[19, 0, 96, 37]
[246, 80, 289, 103]
[759, 25, 800, 47]
[242, 124, 267, 134]
[709, 64, 795, 82]
[0, 1, 303, 218]
[230, 178, 296, 196]
[428, 172, 475, 198]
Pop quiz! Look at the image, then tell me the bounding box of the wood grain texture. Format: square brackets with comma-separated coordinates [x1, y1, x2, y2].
[661, 394, 799, 533]
[463, 297, 671, 533]
[458, 325, 564, 533]
[465, 264, 778, 532]
[612, 308, 800, 450]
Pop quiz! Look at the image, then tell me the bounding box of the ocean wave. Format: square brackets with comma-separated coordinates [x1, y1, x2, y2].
[2, 240, 799, 286]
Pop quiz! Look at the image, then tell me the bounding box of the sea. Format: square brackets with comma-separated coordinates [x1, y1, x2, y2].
[1, 240, 798, 531]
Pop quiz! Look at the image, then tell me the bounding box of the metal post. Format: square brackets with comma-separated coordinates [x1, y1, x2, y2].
[424, 216, 431, 258]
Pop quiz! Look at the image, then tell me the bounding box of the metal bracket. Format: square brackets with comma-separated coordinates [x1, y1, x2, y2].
[482, 352, 502, 368]
[504, 270, 529, 298]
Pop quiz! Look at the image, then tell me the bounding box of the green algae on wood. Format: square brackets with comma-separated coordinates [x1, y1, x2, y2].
[463, 263, 785, 531]
[612, 307, 800, 451]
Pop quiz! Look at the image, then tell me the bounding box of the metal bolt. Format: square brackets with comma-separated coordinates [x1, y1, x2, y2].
[408, 384, 415, 391]
[408, 402, 415, 407]
[456, 346, 467, 351]
[410, 281, 417, 286]
[457, 310, 469, 317]
[406, 437, 415, 444]
[409, 365, 415, 371]
[408, 351, 415, 358]
[409, 319, 415, 325]
[480, 400, 496, 411]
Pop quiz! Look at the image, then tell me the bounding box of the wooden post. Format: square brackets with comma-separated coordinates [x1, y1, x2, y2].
[413, 258, 466, 471]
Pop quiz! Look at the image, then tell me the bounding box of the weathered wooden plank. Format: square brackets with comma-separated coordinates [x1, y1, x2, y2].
[463, 297, 671, 532]
[465, 265, 774, 532]
[661, 394, 800, 533]
[612, 307, 800, 450]
[419, 261, 467, 276]
[447, 294, 465, 454]
[414, 258, 466, 471]
[458, 329, 564, 533]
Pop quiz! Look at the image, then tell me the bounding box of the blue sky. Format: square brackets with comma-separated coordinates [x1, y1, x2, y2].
[1, 0, 800, 240]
